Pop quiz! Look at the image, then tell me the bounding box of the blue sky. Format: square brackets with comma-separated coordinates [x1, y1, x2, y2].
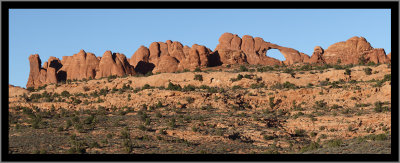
[9, 9, 391, 88]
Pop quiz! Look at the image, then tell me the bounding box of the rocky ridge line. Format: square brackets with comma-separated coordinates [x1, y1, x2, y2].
[26, 33, 391, 88]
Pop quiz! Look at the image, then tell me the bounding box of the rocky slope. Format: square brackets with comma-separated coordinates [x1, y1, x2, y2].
[25, 33, 391, 88]
[9, 63, 391, 154]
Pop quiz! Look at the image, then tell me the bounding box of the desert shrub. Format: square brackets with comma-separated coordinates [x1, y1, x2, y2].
[336, 59, 341, 64]
[27, 87, 35, 92]
[138, 124, 147, 131]
[121, 130, 130, 139]
[99, 88, 108, 96]
[383, 74, 391, 82]
[269, 97, 276, 109]
[183, 84, 196, 92]
[89, 141, 100, 149]
[66, 119, 72, 129]
[263, 135, 275, 141]
[283, 81, 297, 89]
[232, 85, 242, 90]
[326, 139, 343, 148]
[239, 65, 248, 72]
[156, 112, 162, 118]
[367, 61, 376, 66]
[257, 66, 274, 72]
[333, 64, 343, 70]
[83, 115, 95, 124]
[201, 104, 214, 111]
[244, 74, 252, 79]
[300, 141, 320, 153]
[57, 126, 64, 132]
[344, 68, 351, 76]
[283, 68, 294, 74]
[231, 74, 243, 82]
[194, 74, 203, 81]
[314, 100, 328, 110]
[319, 80, 329, 86]
[142, 84, 151, 90]
[364, 67, 372, 75]
[299, 64, 312, 71]
[145, 118, 151, 126]
[358, 55, 367, 65]
[155, 101, 163, 108]
[60, 90, 71, 97]
[168, 118, 176, 128]
[250, 83, 265, 89]
[373, 101, 390, 113]
[294, 129, 306, 137]
[166, 82, 182, 91]
[83, 86, 90, 92]
[186, 97, 195, 104]
[194, 67, 201, 72]
[310, 132, 318, 137]
[139, 112, 148, 122]
[365, 134, 388, 141]
[73, 98, 82, 105]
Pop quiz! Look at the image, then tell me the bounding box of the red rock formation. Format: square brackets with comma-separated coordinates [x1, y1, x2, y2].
[26, 33, 390, 88]
[58, 50, 100, 80]
[307, 46, 325, 64]
[96, 51, 135, 79]
[130, 46, 150, 67]
[322, 36, 391, 65]
[322, 36, 373, 64]
[387, 52, 391, 61]
[26, 54, 44, 88]
[365, 48, 390, 64]
[152, 55, 179, 73]
[133, 40, 212, 73]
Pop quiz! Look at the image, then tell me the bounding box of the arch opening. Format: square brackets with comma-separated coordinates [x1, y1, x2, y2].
[266, 49, 285, 61]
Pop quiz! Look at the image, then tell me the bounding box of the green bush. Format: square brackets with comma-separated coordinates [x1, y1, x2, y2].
[231, 74, 243, 82]
[373, 101, 390, 113]
[27, 87, 35, 92]
[194, 67, 202, 72]
[300, 141, 320, 153]
[61, 91, 70, 97]
[344, 68, 351, 76]
[142, 84, 151, 89]
[194, 74, 203, 81]
[239, 65, 248, 72]
[257, 66, 274, 72]
[283, 81, 297, 89]
[250, 83, 265, 89]
[294, 129, 306, 137]
[166, 82, 182, 91]
[168, 118, 176, 128]
[183, 84, 196, 92]
[326, 139, 343, 148]
[186, 97, 195, 104]
[364, 67, 372, 75]
[263, 135, 275, 140]
[232, 85, 242, 90]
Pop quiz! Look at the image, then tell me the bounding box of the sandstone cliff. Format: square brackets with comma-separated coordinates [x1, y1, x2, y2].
[26, 33, 390, 88]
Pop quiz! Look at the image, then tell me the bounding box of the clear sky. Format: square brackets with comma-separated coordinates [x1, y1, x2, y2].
[9, 9, 391, 88]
